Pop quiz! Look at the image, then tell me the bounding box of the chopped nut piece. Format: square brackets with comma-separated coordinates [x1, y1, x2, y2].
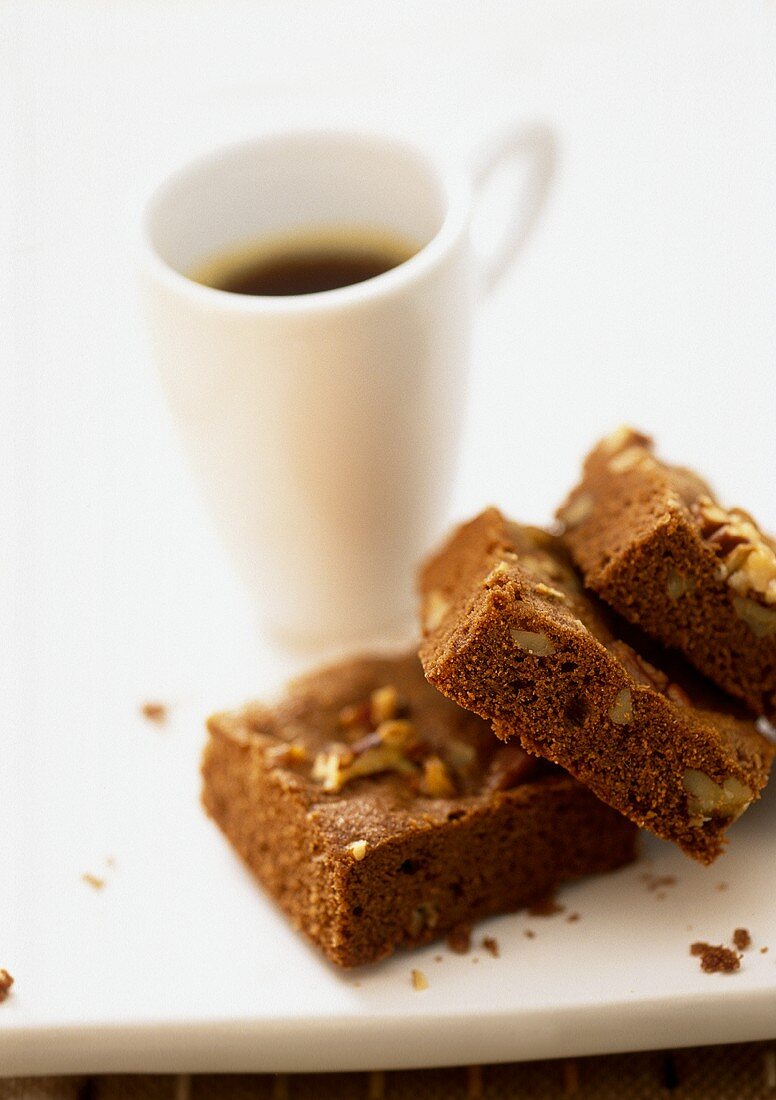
[311, 747, 351, 790]
[739, 547, 776, 595]
[683, 769, 753, 825]
[599, 426, 644, 454]
[313, 716, 428, 792]
[409, 902, 439, 937]
[327, 743, 417, 792]
[337, 701, 371, 730]
[374, 719, 416, 749]
[140, 701, 167, 724]
[411, 968, 429, 991]
[419, 755, 456, 798]
[0, 969, 13, 1003]
[423, 589, 450, 633]
[369, 685, 399, 725]
[667, 570, 693, 599]
[510, 628, 555, 656]
[265, 741, 308, 766]
[534, 582, 568, 602]
[609, 687, 633, 725]
[557, 492, 594, 530]
[345, 839, 368, 861]
[608, 445, 649, 474]
[692, 496, 776, 605]
[732, 596, 776, 638]
[694, 499, 730, 533]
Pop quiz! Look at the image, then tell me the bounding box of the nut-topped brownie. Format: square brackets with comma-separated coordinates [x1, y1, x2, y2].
[418, 509, 774, 864]
[557, 427, 776, 717]
[202, 654, 637, 967]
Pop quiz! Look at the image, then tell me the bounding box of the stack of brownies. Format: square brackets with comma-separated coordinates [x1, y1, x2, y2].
[202, 428, 776, 967]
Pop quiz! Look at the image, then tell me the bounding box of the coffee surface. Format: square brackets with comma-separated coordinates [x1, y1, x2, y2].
[192, 227, 417, 297]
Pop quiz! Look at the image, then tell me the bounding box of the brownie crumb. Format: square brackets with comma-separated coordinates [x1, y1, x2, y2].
[567, 912, 581, 923]
[716, 882, 729, 892]
[141, 701, 168, 724]
[760, 947, 769, 954]
[411, 968, 428, 991]
[690, 942, 741, 973]
[528, 894, 565, 917]
[733, 928, 752, 951]
[447, 923, 472, 954]
[641, 873, 677, 892]
[0, 970, 13, 1003]
[82, 872, 105, 890]
[434, 955, 444, 963]
[482, 936, 500, 958]
[524, 929, 536, 939]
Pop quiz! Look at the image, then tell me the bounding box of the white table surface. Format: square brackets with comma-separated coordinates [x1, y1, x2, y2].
[2, 0, 775, 1076]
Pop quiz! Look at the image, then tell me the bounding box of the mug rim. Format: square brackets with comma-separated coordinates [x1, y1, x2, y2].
[139, 127, 472, 314]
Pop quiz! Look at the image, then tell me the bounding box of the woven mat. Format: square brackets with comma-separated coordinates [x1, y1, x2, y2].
[4, 1043, 776, 1100]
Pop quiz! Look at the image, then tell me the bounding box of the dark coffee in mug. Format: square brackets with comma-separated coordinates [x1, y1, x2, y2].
[191, 226, 418, 297]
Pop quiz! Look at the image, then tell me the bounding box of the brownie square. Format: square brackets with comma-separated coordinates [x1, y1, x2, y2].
[557, 427, 776, 717]
[418, 509, 774, 864]
[202, 654, 637, 967]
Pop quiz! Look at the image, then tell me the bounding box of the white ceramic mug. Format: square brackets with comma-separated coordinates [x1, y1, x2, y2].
[140, 126, 554, 645]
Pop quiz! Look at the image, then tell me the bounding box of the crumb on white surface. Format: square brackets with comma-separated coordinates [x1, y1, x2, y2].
[411, 968, 428, 991]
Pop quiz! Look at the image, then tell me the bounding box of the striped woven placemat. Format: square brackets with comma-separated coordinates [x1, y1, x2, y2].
[3, 1043, 776, 1100]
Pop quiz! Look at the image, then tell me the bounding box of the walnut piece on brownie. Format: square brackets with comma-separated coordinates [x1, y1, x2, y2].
[418, 509, 774, 864]
[557, 427, 776, 717]
[202, 654, 636, 967]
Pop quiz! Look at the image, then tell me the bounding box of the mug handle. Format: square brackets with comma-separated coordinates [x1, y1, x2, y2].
[469, 123, 557, 297]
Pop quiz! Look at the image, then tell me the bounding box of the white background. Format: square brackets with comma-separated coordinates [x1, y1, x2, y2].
[2, 0, 775, 1073]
